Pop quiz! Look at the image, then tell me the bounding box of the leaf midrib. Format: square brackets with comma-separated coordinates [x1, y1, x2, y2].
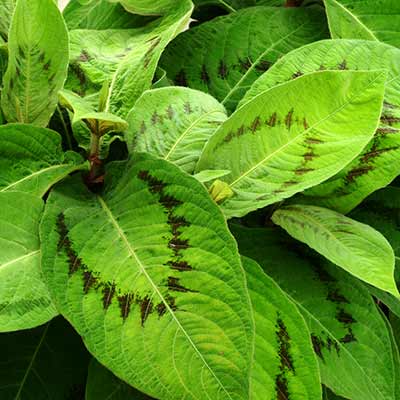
[97, 196, 235, 400]
[0, 250, 39, 271]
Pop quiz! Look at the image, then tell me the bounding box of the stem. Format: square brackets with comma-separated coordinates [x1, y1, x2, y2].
[87, 133, 103, 184]
[219, 0, 236, 13]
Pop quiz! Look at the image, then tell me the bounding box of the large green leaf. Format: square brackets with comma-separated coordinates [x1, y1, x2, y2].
[232, 224, 397, 400]
[160, 6, 328, 112]
[243, 256, 321, 400]
[323, 0, 400, 47]
[0, 124, 85, 197]
[1, 0, 69, 126]
[41, 152, 254, 400]
[0, 317, 90, 399]
[67, 1, 193, 117]
[241, 39, 400, 214]
[0, 191, 57, 332]
[86, 359, 155, 400]
[272, 204, 398, 296]
[126, 87, 227, 173]
[196, 70, 386, 218]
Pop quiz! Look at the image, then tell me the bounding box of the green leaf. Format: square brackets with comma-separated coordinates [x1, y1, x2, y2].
[243, 256, 322, 400]
[272, 204, 398, 297]
[0, 0, 15, 41]
[1, 0, 69, 126]
[232, 224, 398, 400]
[196, 70, 386, 218]
[0, 124, 86, 197]
[0, 191, 57, 332]
[41, 152, 254, 400]
[110, 0, 179, 15]
[160, 6, 328, 112]
[126, 87, 227, 173]
[59, 89, 128, 136]
[86, 359, 155, 400]
[67, 1, 193, 117]
[0, 317, 90, 399]
[241, 39, 400, 214]
[193, 169, 231, 183]
[323, 0, 400, 47]
[193, 0, 256, 11]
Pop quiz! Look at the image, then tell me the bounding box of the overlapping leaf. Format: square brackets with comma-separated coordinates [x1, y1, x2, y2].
[272, 204, 398, 296]
[243, 256, 321, 400]
[0, 191, 57, 332]
[41, 152, 253, 400]
[196, 70, 386, 218]
[1, 0, 69, 126]
[0, 318, 90, 399]
[241, 39, 400, 213]
[0, 0, 15, 40]
[323, 0, 400, 47]
[232, 224, 397, 400]
[86, 359, 154, 400]
[126, 87, 227, 173]
[67, 0, 193, 117]
[0, 124, 85, 197]
[160, 5, 328, 111]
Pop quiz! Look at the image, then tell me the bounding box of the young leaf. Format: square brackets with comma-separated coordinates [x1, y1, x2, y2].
[0, 124, 85, 197]
[59, 89, 128, 136]
[67, 0, 193, 117]
[126, 87, 227, 173]
[1, 0, 69, 126]
[86, 359, 155, 400]
[196, 70, 386, 218]
[0, 317, 90, 399]
[323, 0, 400, 47]
[272, 204, 398, 297]
[232, 224, 398, 400]
[243, 256, 322, 400]
[0, 192, 57, 332]
[241, 39, 400, 214]
[160, 6, 328, 112]
[40, 153, 254, 400]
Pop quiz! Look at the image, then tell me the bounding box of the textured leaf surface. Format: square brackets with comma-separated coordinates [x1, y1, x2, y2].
[126, 87, 227, 173]
[86, 359, 155, 400]
[67, 1, 193, 117]
[272, 204, 398, 296]
[196, 70, 386, 218]
[243, 256, 321, 400]
[0, 317, 90, 399]
[0, 124, 85, 197]
[41, 153, 253, 400]
[160, 6, 328, 112]
[323, 0, 400, 47]
[241, 39, 400, 213]
[1, 0, 69, 126]
[232, 224, 397, 400]
[0, 192, 56, 332]
[0, 0, 15, 40]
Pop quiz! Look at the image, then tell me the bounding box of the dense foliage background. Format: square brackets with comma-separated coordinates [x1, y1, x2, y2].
[1, 0, 400, 399]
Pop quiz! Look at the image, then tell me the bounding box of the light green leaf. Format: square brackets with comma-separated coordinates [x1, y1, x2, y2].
[323, 0, 400, 47]
[86, 359, 154, 400]
[194, 0, 255, 11]
[110, 0, 178, 15]
[241, 39, 400, 214]
[196, 70, 386, 218]
[0, 0, 15, 40]
[67, 1, 193, 117]
[0, 124, 86, 197]
[272, 204, 398, 297]
[41, 152, 254, 400]
[160, 6, 328, 112]
[126, 87, 227, 173]
[193, 169, 231, 183]
[0, 317, 90, 399]
[243, 256, 321, 400]
[0, 192, 57, 332]
[59, 89, 128, 136]
[1, 0, 69, 126]
[232, 224, 398, 400]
